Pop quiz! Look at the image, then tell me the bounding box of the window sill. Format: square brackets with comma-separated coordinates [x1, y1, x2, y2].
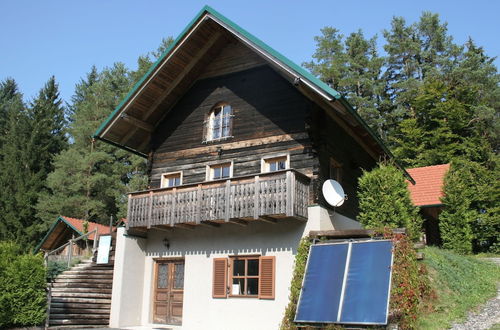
[203, 136, 234, 144]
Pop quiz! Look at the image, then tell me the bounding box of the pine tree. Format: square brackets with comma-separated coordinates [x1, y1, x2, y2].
[0, 77, 67, 247]
[304, 28, 387, 137]
[37, 64, 148, 227]
[439, 159, 499, 254]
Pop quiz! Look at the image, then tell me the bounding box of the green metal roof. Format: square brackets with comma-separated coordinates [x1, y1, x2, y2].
[92, 5, 413, 183]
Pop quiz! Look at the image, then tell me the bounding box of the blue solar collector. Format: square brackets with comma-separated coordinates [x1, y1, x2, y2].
[295, 240, 394, 325]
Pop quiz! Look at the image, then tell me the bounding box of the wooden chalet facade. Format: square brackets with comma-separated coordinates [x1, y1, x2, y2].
[94, 6, 408, 330]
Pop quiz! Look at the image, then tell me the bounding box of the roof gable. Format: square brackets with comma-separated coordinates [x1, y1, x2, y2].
[93, 6, 413, 182]
[34, 216, 112, 252]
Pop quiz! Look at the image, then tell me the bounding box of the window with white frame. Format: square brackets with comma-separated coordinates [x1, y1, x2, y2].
[161, 172, 182, 188]
[205, 104, 233, 141]
[262, 155, 288, 173]
[208, 163, 232, 180]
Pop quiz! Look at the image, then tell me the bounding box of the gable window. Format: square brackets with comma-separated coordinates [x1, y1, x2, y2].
[330, 158, 342, 183]
[262, 155, 289, 173]
[207, 162, 232, 180]
[212, 255, 275, 299]
[161, 172, 182, 188]
[205, 104, 233, 141]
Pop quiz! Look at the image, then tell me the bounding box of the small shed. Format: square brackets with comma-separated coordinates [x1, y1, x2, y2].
[406, 164, 450, 245]
[35, 216, 113, 256]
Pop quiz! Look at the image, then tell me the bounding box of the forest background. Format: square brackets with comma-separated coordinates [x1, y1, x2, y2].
[0, 12, 497, 252]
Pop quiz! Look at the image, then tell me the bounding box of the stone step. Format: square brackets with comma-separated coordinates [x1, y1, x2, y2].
[50, 307, 110, 315]
[51, 297, 111, 304]
[51, 282, 113, 289]
[56, 274, 113, 280]
[71, 265, 114, 270]
[50, 302, 111, 309]
[49, 318, 109, 326]
[53, 279, 113, 286]
[52, 291, 111, 299]
[51, 287, 112, 294]
[50, 313, 109, 320]
[51, 291, 111, 299]
[62, 269, 114, 275]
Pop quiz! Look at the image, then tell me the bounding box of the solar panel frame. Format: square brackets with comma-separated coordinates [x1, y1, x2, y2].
[294, 240, 394, 326]
[294, 243, 349, 323]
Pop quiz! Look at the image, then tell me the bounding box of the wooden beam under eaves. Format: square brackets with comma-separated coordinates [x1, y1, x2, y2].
[141, 30, 223, 121]
[120, 114, 154, 132]
[229, 219, 248, 226]
[120, 30, 223, 148]
[259, 216, 277, 224]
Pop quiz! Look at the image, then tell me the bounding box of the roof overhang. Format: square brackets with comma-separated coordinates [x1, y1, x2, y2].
[34, 216, 83, 253]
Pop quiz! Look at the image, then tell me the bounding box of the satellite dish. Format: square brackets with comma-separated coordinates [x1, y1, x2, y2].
[322, 179, 346, 207]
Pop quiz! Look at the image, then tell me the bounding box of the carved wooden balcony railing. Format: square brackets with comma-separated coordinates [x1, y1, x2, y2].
[126, 169, 310, 229]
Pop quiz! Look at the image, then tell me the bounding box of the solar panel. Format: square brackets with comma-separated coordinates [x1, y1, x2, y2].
[295, 240, 393, 325]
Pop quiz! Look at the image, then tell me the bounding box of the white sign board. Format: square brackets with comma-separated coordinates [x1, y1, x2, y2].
[96, 235, 112, 264]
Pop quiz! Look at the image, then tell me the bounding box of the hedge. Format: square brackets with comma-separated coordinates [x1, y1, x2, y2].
[0, 241, 47, 328]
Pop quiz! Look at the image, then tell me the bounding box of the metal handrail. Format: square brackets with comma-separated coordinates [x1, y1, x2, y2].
[44, 228, 99, 267]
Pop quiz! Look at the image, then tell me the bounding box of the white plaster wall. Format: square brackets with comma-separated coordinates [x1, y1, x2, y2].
[113, 206, 359, 329]
[141, 220, 305, 330]
[109, 227, 147, 328]
[304, 205, 361, 232]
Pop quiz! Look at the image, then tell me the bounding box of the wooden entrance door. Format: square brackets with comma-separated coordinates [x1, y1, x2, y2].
[153, 260, 184, 325]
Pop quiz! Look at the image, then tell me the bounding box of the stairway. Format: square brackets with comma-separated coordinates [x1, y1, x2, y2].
[48, 234, 116, 328]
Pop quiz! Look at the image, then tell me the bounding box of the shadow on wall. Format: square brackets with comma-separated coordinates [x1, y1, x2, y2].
[142, 218, 306, 258]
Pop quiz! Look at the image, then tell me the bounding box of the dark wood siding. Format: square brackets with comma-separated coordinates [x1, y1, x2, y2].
[308, 105, 377, 219]
[149, 64, 375, 220]
[151, 65, 317, 185]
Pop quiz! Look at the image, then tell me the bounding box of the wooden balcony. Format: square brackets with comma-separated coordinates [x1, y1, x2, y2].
[126, 169, 310, 229]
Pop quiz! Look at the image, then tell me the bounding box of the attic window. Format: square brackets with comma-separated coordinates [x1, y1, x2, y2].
[205, 104, 233, 142]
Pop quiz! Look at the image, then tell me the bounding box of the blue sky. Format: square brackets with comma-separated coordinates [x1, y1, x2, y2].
[1, 0, 499, 104]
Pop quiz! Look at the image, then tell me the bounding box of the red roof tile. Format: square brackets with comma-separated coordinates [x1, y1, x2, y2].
[61, 216, 113, 240]
[406, 164, 450, 207]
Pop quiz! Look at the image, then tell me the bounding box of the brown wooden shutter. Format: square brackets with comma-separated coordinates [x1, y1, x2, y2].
[212, 258, 227, 298]
[259, 256, 275, 299]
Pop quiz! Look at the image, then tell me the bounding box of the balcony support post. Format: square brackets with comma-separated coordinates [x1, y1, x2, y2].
[286, 171, 292, 216]
[147, 191, 153, 229]
[254, 176, 260, 219]
[224, 180, 231, 222]
[196, 184, 202, 224]
[126, 194, 131, 230]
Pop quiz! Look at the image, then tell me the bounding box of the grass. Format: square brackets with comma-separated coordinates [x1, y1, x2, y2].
[417, 246, 500, 329]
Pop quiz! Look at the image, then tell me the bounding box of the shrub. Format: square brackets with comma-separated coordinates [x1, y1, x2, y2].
[280, 237, 312, 330]
[439, 158, 499, 254]
[0, 241, 47, 328]
[379, 229, 432, 329]
[358, 162, 423, 240]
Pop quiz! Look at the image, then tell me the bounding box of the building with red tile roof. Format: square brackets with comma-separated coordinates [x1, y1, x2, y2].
[35, 216, 113, 253]
[406, 164, 450, 207]
[406, 164, 450, 245]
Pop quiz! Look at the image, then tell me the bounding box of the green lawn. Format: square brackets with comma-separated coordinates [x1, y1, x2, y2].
[417, 247, 499, 329]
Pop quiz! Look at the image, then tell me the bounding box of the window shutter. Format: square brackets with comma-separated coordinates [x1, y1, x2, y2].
[213, 258, 228, 298]
[259, 256, 275, 299]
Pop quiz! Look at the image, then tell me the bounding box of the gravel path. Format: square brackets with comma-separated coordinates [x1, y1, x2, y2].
[450, 258, 500, 330]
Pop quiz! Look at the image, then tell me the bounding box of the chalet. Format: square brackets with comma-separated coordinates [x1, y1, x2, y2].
[93, 6, 411, 329]
[35, 216, 112, 257]
[407, 164, 450, 245]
